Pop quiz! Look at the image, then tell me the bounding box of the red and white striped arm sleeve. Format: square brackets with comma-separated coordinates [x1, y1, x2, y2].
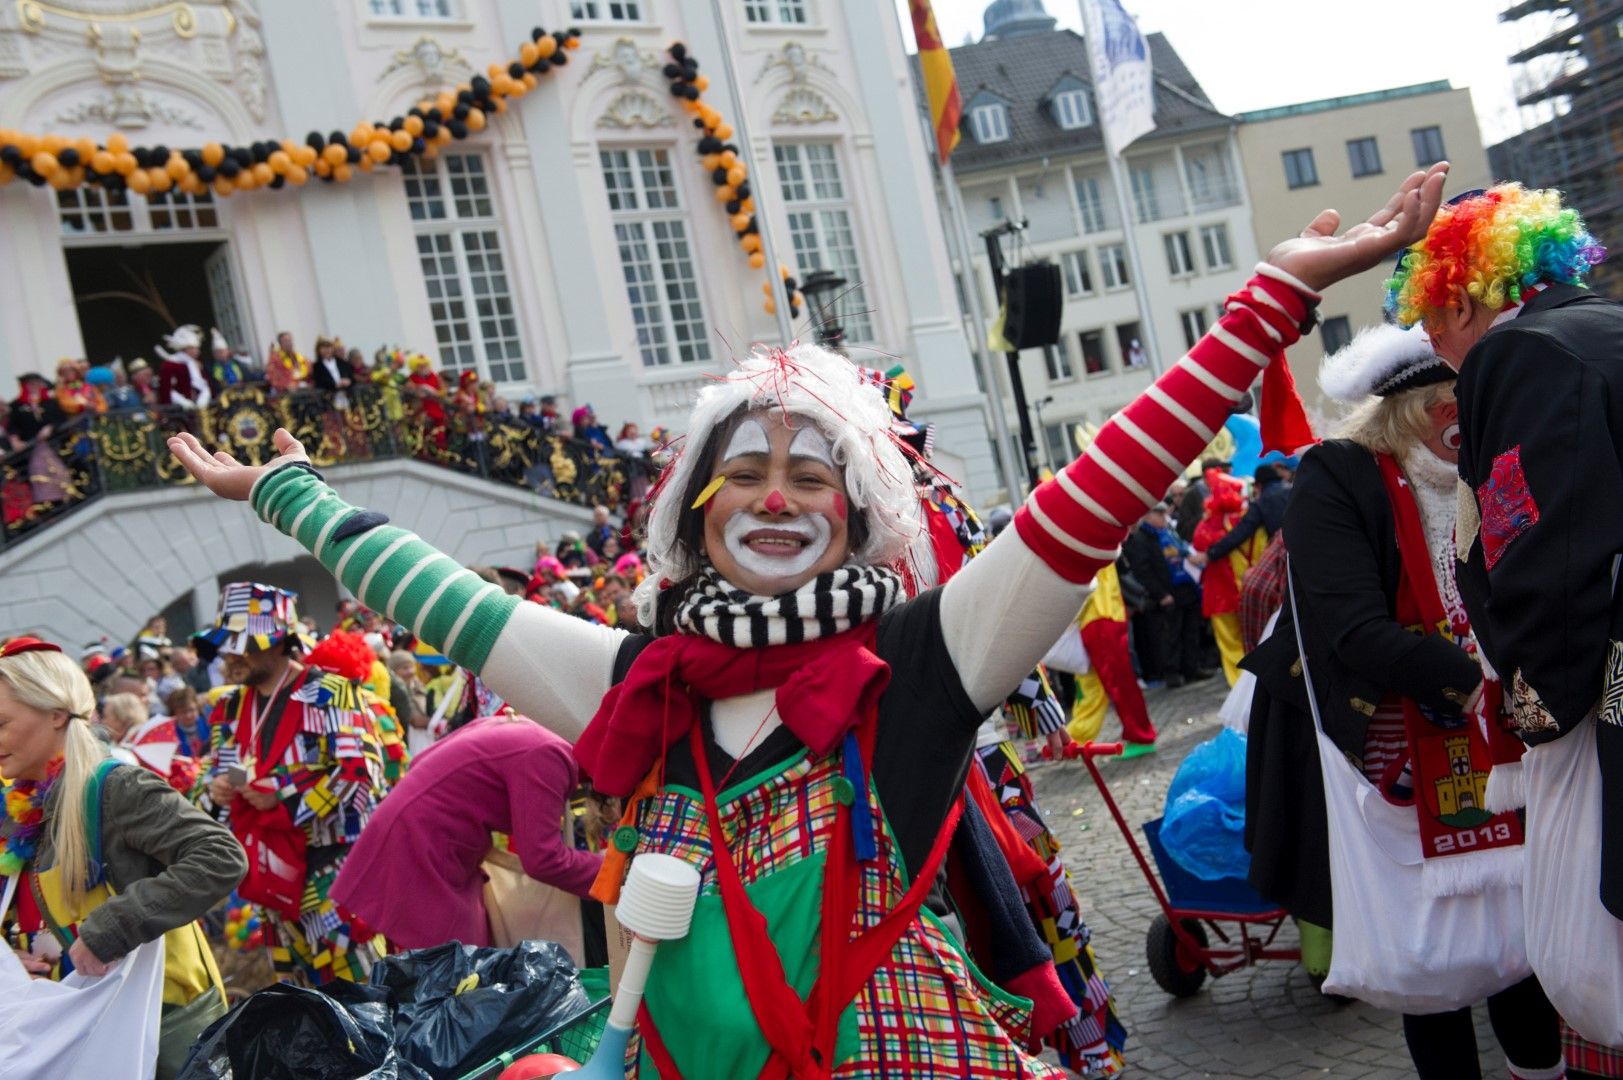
[1014, 264, 1319, 583]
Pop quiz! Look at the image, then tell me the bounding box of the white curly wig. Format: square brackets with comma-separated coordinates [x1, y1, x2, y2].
[632, 342, 933, 624]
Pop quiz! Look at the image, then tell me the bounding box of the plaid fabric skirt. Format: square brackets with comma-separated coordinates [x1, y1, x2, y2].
[266, 849, 385, 987]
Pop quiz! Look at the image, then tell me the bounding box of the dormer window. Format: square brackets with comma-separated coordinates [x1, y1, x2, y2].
[1052, 89, 1091, 130]
[970, 104, 1009, 144]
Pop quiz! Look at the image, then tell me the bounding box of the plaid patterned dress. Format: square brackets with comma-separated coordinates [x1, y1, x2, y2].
[205, 668, 388, 985]
[625, 748, 1067, 1078]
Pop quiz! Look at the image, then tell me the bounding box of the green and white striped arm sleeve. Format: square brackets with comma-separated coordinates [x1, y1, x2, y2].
[249, 463, 625, 741]
[250, 463, 518, 673]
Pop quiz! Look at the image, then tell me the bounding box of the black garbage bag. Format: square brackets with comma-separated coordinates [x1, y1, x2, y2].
[369, 940, 593, 1079]
[176, 983, 431, 1080]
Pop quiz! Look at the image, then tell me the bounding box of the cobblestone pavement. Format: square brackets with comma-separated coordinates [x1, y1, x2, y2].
[1028, 679, 1501, 1079]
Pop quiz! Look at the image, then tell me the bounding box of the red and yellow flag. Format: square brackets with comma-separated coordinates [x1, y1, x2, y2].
[909, 0, 961, 165]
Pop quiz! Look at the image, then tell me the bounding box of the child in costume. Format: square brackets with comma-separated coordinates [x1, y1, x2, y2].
[170, 166, 1450, 1078]
[1191, 467, 1265, 686]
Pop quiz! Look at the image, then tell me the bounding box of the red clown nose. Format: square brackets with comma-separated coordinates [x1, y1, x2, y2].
[764, 490, 787, 514]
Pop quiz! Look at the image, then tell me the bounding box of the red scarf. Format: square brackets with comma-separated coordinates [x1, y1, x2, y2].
[1376, 454, 1523, 864]
[573, 625, 890, 797]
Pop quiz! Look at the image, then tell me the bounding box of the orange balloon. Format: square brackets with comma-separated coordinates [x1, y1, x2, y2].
[368, 139, 392, 162]
[536, 36, 557, 59]
[287, 164, 309, 185]
[403, 115, 424, 137]
[522, 73, 538, 90]
[701, 154, 721, 171]
[741, 197, 755, 213]
[180, 174, 205, 195]
[358, 154, 376, 172]
[202, 141, 224, 166]
[749, 251, 765, 269]
[389, 129, 413, 152]
[695, 75, 711, 92]
[15, 134, 38, 157]
[779, 264, 792, 279]
[294, 145, 318, 168]
[333, 163, 353, 183]
[268, 149, 291, 173]
[30, 151, 58, 176]
[719, 150, 738, 168]
[741, 234, 762, 253]
[114, 151, 137, 175]
[314, 158, 332, 178]
[565, 35, 581, 49]
[48, 167, 76, 191]
[253, 162, 274, 184]
[352, 123, 375, 146]
[698, 106, 720, 128]
[0, 163, 12, 187]
[762, 280, 774, 295]
[41, 134, 66, 155]
[466, 108, 486, 132]
[490, 96, 507, 114]
[166, 154, 190, 180]
[715, 185, 736, 203]
[213, 176, 235, 197]
[323, 143, 347, 166]
[730, 211, 751, 231]
[74, 136, 96, 161]
[436, 91, 457, 114]
[91, 150, 116, 174]
[106, 132, 129, 154]
[148, 167, 172, 192]
[281, 138, 301, 156]
[764, 298, 777, 315]
[726, 165, 746, 187]
[434, 126, 453, 145]
[714, 123, 733, 141]
[520, 41, 539, 66]
[488, 62, 504, 79]
[235, 169, 256, 190]
[126, 168, 151, 195]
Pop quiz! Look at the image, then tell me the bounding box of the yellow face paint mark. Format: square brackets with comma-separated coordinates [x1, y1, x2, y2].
[690, 474, 727, 510]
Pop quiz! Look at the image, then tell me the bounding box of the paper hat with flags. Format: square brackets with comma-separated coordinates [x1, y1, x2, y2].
[194, 581, 303, 660]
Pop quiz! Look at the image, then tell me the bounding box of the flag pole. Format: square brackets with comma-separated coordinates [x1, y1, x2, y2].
[707, 0, 796, 345]
[1075, 0, 1167, 377]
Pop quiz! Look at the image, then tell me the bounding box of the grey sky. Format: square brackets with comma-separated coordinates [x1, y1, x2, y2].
[894, 0, 1559, 147]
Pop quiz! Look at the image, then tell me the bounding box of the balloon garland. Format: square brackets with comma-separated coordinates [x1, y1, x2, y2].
[0, 26, 582, 199]
[661, 42, 803, 319]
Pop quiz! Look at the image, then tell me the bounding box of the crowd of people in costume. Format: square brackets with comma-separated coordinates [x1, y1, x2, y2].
[6, 160, 1623, 1080]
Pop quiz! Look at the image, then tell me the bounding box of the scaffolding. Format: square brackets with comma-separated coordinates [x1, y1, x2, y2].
[1492, 0, 1623, 292]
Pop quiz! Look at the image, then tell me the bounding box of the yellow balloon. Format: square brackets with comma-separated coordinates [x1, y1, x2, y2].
[466, 109, 486, 132]
[166, 154, 190, 180]
[726, 165, 746, 187]
[314, 158, 332, 178]
[730, 211, 751, 231]
[333, 163, 353, 183]
[31, 150, 58, 176]
[749, 251, 765, 269]
[126, 168, 151, 195]
[149, 167, 172, 192]
[714, 184, 736, 203]
[520, 41, 539, 66]
[286, 164, 309, 185]
[268, 150, 291, 173]
[202, 141, 224, 167]
[213, 176, 234, 197]
[323, 143, 347, 166]
[91, 150, 116, 174]
[106, 132, 129, 154]
[114, 151, 137, 175]
[719, 150, 738, 169]
[389, 129, 413, 153]
[536, 36, 557, 59]
[714, 123, 734, 141]
[403, 115, 424, 137]
[368, 139, 391, 162]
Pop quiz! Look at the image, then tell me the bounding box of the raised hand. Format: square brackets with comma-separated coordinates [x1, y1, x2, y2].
[168, 427, 310, 502]
[1268, 162, 1449, 292]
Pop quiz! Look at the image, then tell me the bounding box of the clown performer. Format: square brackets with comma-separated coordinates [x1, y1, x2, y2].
[171, 165, 1449, 1078]
[1191, 467, 1266, 687]
[1385, 183, 1623, 1053]
[194, 582, 389, 987]
[154, 325, 214, 411]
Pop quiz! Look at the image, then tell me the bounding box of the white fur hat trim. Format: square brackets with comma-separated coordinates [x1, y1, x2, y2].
[1318, 323, 1444, 403]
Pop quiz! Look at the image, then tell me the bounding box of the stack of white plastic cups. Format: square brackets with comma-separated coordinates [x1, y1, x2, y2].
[558, 853, 700, 1078]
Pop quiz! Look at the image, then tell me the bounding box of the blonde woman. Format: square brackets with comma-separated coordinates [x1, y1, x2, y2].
[0, 637, 245, 1078]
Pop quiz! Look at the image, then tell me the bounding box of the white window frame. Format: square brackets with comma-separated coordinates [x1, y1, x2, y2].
[1099, 243, 1130, 290]
[1347, 136, 1382, 178]
[970, 104, 1010, 144]
[1073, 172, 1110, 234]
[1411, 125, 1446, 167]
[600, 146, 713, 368]
[1283, 147, 1318, 189]
[1198, 223, 1232, 271]
[56, 186, 221, 242]
[1043, 420, 1075, 468]
[570, 0, 642, 20]
[1164, 230, 1195, 278]
[743, 0, 808, 25]
[1179, 307, 1209, 351]
[404, 152, 527, 384]
[1079, 329, 1110, 377]
[1061, 250, 1095, 298]
[1052, 90, 1091, 130]
[369, 0, 457, 18]
[1046, 337, 1075, 382]
[775, 141, 874, 343]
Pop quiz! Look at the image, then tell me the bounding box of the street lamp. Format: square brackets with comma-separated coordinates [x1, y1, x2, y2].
[797, 269, 849, 352]
[1032, 395, 1055, 472]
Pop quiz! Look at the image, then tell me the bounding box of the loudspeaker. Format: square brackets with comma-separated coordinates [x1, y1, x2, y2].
[1003, 262, 1064, 350]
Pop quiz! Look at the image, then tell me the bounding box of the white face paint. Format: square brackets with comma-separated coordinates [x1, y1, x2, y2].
[722, 508, 833, 585]
[721, 419, 771, 464]
[787, 425, 835, 467]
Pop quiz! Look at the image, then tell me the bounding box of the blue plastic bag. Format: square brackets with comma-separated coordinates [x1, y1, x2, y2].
[1161, 728, 1250, 881]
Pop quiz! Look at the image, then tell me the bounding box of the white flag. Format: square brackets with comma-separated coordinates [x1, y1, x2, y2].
[1080, 0, 1155, 155]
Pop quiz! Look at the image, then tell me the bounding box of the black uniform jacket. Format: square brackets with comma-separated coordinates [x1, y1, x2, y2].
[1242, 439, 1479, 927]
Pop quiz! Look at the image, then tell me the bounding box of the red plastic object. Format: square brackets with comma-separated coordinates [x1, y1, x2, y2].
[498, 1053, 584, 1080]
[1082, 741, 1123, 759]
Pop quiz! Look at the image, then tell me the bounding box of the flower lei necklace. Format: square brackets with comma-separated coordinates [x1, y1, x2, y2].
[1, 757, 64, 876]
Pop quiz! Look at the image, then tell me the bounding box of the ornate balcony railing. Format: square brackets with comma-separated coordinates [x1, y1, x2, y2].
[0, 384, 658, 549]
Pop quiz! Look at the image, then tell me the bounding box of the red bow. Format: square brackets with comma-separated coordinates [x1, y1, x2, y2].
[0, 637, 62, 659]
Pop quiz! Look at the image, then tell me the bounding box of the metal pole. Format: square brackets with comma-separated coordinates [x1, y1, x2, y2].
[939, 155, 1027, 504]
[982, 224, 1040, 487]
[707, 0, 796, 346]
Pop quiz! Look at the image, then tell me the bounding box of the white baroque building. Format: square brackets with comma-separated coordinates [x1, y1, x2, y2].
[0, 0, 999, 645]
[928, 0, 1260, 476]
[0, 0, 996, 493]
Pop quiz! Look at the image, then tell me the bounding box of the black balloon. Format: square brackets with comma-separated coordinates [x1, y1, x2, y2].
[152, 144, 170, 162]
[389, 117, 405, 131]
[531, 26, 545, 42]
[551, 49, 569, 65]
[1, 145, 23, 166]
[458, 89, 475, 104]
[196, 164, 217, 182]
[508, 61, 525, 79]
[663, 63, 682, 78]
[784, 277, 798, 292]
[58, 148, 80, 168]
[471, 76, 491, 95]
[330, 130, 348, 146]
[183, 149, 203, 167]
[698, 136, 723, 154]
[670, 43, 687, 60]
[669, 82, 687, 97]
[681, 84, 698, 99]
[426, 108, 443, 123]
[347, 145, 363, 164]
[448, 120, 469, 139]
[453, 104, 471, 120]
[532, 58, 550, 73]
[411, 137, 427, 155]
[726, 198, 742, 214]
[712, 167, 729, 185]
[693, 119, 706, 130]
[102, 173, 125, 192]
[218, 157, 241, 178]
[306, 131, 324, 150]
[270, 175, 286, 189]
[232, 146, 252, 166]
[736, 181, 751, 199]
[422, 120, 440, 139]
[251, 142, 271, 162]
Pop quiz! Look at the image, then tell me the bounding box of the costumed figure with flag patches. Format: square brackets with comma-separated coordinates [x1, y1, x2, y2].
[1242, 321, 1561, 1079]
[194, 582, 389, 987]
[208, 328, 252, 390]
[169, 164, 1450, 1078]
[1386, 182, 1623, 1061]
[153, 325, 214, 411]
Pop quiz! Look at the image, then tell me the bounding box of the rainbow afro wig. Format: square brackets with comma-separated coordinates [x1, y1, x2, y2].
[1385, 182, 1605, 328]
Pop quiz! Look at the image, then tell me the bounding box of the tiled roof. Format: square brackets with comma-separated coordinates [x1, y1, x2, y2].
[918, 30, 1232, 174]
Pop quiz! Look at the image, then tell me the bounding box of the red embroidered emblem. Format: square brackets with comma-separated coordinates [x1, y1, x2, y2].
[1478, 445, 1539, 572]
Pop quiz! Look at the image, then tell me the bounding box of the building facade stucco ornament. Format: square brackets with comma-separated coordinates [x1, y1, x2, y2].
[380, 34, 473, 88]
[597, 87, 673, 130]
[588, 36, 661, 84]
[55, 85, 204, 129]
[755, 40, 826, 85]
[773, 85, 836, 125]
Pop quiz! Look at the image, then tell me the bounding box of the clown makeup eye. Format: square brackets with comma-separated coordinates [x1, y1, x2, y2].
[787, 426, 835, 468]
[721, 419, 771, 464]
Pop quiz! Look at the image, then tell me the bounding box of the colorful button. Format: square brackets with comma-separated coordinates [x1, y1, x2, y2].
[612, 825, 640, 853]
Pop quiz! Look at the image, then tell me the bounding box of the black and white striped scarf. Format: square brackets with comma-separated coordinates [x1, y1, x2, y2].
[674, 564, 904, 647]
